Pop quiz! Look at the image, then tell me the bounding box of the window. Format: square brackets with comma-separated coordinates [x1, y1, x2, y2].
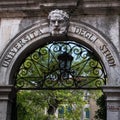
[58, 106, 64, 118]
[84, 108, 90, 119]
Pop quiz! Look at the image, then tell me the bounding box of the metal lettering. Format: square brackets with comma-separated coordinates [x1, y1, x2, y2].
[80, 28, 86, 36]
[14, 43, 22, 51]
[100, 45, 116, 66]
[2, 51, 15, 67]
[2, 28, 44, 67]
[85, 32, 93, 39]
[74, 27, 98, 43]
[89, 35, 98, 43]
[74, 27, 81, 34]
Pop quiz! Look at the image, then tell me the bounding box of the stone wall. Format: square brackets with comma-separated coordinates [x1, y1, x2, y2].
[0, 1, 120, 120]
[0, 14, 119, 56]
[0, 0, 119, 56]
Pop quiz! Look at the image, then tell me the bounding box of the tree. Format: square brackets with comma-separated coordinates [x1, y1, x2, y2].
[17, 90, 86, 120]
[16, 41, 106, 119]
[94, 94, 106, 120]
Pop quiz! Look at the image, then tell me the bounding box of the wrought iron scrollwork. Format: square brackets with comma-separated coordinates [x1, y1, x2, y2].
[16, 41, 107, 90]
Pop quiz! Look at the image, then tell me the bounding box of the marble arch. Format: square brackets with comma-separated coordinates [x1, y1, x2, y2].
[0, 20, 120, 85]
[0, 20, 120, 120]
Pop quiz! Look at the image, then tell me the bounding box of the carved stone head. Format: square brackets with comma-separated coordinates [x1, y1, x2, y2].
[48, 9, 69, 36]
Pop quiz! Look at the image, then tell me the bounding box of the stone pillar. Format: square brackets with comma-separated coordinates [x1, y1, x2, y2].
[0, 85, 13, 120]
[103, 86, 120, 120]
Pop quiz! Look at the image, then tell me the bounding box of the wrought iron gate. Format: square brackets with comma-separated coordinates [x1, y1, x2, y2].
[15, 40, 107, 90]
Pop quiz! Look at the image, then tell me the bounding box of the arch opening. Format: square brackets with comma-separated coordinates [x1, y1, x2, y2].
[0, 20, 120, 120]
[13, 39, 106, 119]
[15, 40, 107, 90]
[13, 37, 106, 119]
[1, 21, 119, 87]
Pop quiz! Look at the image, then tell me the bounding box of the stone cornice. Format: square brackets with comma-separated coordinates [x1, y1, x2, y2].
[75, 0, 120, 15]
[0, 85, 14, 101]
[103, 86, 120, 102]
[0, 0, 119, 17]
[103, 86, 120, 93]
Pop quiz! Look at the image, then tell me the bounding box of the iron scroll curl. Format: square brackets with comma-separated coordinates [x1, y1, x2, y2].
[16, 41, 107, 90]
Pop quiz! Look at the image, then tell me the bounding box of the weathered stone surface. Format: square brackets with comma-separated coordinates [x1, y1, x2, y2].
[0, 15, 119, 55]
[0, 0, 119, 17]
[103, 86, 120, 120]
[0, 19, 21, 54]
[0, 1, 119, 120]
[0, 85, 13, 120]
[0, 21, 120, 86]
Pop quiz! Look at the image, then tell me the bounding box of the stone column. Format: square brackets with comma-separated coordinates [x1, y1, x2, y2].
[103, 86, 120, 120]
[0, 85, 14, 120]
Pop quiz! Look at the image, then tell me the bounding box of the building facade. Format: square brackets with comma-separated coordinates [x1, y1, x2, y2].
[0, 0, 120, 120]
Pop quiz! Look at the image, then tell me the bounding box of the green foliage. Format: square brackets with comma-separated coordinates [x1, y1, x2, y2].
[17, 90, 86, 120]
[16, 41, 106, 89]
[17, 91, 50, 120]
[94, 95, 106, 120]
[16, 41, 106, 119]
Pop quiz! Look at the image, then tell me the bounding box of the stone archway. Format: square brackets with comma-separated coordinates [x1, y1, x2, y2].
[0, 20, 120, 120]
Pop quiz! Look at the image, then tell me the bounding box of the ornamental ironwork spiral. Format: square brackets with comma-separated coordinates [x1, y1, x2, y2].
[16, 41, 107, 90]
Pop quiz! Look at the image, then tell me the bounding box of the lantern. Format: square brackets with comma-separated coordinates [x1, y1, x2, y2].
[58, 52, 73, 79]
